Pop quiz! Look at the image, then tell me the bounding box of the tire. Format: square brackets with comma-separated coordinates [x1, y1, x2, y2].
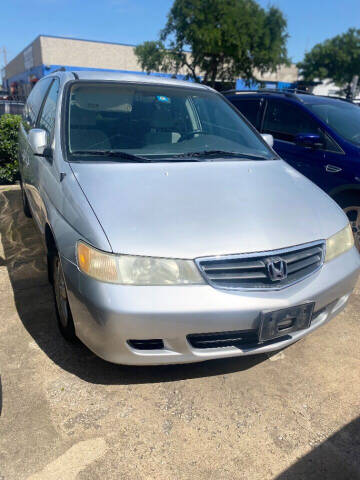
[336, 193, 360, 252]
[52, 254, 77, 342]
[20, 181, 32, 218]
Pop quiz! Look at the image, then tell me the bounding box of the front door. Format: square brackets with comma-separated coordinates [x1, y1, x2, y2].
[21, 77, 53, 217]
[28, 77, 60, 230]
[262, 98, 346, 194]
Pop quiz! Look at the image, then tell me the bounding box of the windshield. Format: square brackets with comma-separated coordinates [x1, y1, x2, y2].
[67, 82, 275, 161]
[307, 100, 360, 146]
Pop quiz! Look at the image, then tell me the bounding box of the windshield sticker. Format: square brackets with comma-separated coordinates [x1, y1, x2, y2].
[156, 95, 171, 103]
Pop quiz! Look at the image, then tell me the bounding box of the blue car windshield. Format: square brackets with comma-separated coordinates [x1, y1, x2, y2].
[67, 82, 275, 160]
[307, 100, 360, 146]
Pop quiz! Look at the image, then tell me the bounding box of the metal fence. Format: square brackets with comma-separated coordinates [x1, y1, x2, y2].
[0, 100, 25, 117]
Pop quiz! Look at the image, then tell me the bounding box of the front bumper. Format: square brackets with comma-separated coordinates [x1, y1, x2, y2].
[62, 247, 360, 365]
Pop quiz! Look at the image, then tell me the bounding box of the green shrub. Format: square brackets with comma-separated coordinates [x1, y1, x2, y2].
[0, 114, 22, 184]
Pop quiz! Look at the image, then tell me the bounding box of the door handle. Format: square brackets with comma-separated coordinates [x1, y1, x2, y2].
[325, 164, 342, 173]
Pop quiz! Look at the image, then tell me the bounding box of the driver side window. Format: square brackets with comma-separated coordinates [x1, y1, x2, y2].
[263, 99, 340, 152]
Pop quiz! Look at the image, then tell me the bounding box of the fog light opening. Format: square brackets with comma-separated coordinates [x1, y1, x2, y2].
[128, 339, 165, 350]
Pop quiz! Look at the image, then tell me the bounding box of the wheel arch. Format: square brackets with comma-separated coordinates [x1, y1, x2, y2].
[44, 223, 58, 284]
[329, 185, 360, 203]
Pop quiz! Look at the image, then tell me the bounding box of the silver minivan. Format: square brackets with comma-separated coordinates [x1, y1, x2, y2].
[19, 71, 360, 365]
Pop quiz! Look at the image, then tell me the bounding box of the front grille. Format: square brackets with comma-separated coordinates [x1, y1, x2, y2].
[196, 241, 325, 290]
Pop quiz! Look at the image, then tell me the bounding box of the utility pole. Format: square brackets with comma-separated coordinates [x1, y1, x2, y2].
[1, 46, 7, 66]
[1, 47, 7, 89]
[350, 75, 359, 100]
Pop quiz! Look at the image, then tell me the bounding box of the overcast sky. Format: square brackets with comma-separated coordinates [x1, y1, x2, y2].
[2, 0, 360, 67]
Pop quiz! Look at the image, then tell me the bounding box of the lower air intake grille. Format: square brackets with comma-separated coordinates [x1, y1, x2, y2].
[187, 330, 259, 349]
[196, 241, 325, 290]
[188, 305, 329, 350]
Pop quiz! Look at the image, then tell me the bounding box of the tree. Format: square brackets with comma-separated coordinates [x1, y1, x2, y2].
[135, 0, 289, 87]
[134, 41, 167, 75]
[298, 28, 360, 98]
[135, 40, 185, 77]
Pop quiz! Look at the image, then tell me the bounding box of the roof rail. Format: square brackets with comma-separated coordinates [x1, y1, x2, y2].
[50, 67, 66, 73]
[260, 87, 312, 95]
[325, 95, 353, 103]
[222, 87, 356, 103]
[222, 88, 303, 100]
[221, 89, 243, 94]
[221, 89, 272, 95]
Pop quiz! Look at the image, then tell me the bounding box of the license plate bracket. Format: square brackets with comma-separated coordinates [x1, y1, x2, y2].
[259, 303, 315, 343]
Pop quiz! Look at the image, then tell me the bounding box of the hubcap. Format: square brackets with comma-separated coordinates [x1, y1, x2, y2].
[54, 258, 69, 327]
[344, 206, 360, 251]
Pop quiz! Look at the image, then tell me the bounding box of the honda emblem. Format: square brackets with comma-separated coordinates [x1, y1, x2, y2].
[265, 257, 288, 282]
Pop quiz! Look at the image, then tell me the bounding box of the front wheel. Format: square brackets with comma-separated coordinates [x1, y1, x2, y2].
[53, 254, 76, 341]
[344, 205, 360, 252]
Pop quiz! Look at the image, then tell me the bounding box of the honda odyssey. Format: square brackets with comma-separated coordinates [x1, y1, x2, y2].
[18, 71, 360, 365]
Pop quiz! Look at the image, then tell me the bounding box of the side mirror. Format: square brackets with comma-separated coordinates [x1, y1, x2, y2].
[28, 128, 48, 156]
[295, 133, 323, 149]
[261, 133, 274, 148]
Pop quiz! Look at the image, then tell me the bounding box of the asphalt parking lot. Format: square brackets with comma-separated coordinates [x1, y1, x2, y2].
[0, 185, 359, 480]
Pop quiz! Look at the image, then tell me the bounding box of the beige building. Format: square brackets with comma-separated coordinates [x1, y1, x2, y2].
[3, 34, 298, 96]
[4, 35, 149, 95]
[254, 64, 299, 84]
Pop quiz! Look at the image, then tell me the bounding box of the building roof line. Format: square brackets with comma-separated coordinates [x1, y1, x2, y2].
[5, 34, 42, 67]
[5, 34, 139, 68]
[38, 34, 137, 49]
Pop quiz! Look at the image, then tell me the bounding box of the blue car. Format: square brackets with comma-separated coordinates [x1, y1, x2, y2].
[225, 90, 360, 250]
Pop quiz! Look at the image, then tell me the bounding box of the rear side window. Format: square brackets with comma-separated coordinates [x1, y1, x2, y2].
[38, 79, 60, 137]
[23, 78, 53, 130]
[231, 98, 262, 130]
[263, 99, 320, 142]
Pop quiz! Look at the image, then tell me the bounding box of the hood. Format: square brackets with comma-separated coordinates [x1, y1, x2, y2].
[70, 159, 347, 258]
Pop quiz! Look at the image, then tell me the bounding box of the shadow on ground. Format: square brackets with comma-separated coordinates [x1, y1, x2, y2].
[0, 188, 267, 385]
[275, 416, 360, 480]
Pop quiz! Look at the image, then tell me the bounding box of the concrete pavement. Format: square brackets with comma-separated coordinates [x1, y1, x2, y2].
[0, 185, 359, 480]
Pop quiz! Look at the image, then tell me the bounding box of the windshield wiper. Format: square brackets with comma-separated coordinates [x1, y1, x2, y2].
[174, 150, 271, 160]
[71, 149, 272, 162]
[71, 150, 213, 163]
[71, 150, 153, 163]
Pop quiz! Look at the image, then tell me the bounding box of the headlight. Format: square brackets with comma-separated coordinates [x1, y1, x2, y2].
[325, 224, 354, 263]
[77, 241, 205, 285]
